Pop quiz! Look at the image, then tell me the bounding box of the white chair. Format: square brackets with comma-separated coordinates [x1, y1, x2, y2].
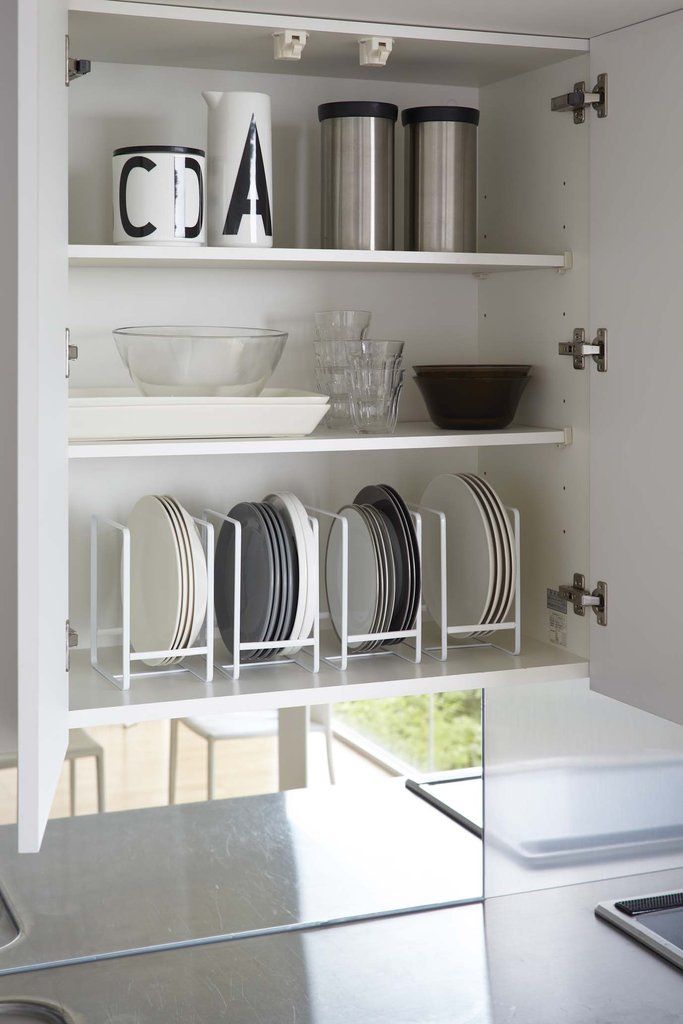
[168, 708, 335, 803]
[0, 728, 105, 816]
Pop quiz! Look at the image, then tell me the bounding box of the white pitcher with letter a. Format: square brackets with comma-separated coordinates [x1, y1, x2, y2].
[202, 90, 273, 248]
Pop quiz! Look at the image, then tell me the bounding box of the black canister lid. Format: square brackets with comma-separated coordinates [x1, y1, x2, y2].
[113, 145, 206, 156]
[401, 106, 480, 127]
[318, 101, 399, 123]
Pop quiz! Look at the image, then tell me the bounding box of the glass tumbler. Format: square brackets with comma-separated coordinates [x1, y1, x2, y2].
[344, 340, 406, 435]
[313, 310, 372, 428]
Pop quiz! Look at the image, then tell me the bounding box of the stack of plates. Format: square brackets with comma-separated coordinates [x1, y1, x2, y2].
[325, 484, 420, 651]
[128, 495, 208, 666]
[421, 473, 515, 636]
[214, 492, 317, 663]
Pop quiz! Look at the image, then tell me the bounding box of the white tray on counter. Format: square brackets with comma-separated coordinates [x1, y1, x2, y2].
[69, 388, 330, 441]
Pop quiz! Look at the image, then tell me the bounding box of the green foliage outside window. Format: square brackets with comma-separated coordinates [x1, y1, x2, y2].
[334, 691, 481, 772]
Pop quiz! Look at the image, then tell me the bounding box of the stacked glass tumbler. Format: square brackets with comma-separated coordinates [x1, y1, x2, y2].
[313, 311, 405, 434]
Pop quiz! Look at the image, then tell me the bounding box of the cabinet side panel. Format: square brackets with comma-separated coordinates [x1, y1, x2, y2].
[588, 12, 683, 725]
[17, 0, 69, 851]
[477, 55, 590, 659]
[0, 2, 18, 754]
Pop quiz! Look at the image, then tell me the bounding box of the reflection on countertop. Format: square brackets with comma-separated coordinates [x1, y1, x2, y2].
[0, 866, 682, 1023]
[0, 777, 481, 976]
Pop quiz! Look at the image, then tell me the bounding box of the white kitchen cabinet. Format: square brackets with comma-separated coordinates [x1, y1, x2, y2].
[7, 0, 682, 850]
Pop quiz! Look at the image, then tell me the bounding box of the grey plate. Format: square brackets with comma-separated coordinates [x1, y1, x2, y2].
[367, 505, 396, 645]
[354, 505, 384, 652]
[256, 502, 286, 661]
[214, 501, 275, 659]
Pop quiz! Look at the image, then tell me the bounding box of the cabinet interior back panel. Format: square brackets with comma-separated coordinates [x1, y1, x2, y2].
[67, 61, 482, 642]
[68, 61, 477, 247]
[477, 55, 590, 659]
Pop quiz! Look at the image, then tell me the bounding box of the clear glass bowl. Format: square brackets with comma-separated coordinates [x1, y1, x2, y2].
[113, 326, 288, 397]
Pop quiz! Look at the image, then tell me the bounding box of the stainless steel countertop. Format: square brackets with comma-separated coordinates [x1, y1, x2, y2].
[0, 866, 682, 1023]
[0, 779, 481, 975]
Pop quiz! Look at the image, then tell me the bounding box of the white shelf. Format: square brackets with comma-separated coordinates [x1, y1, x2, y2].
[68, 637, 589, 728]
[68, 422, 571, 460]
[68, 0, 587, 87]
[68, 245, 572, 275]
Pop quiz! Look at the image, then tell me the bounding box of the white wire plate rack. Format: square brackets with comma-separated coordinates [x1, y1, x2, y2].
[206, 508, 321, 682]
[414, 502, 521, 661]
[88, 496, 520, 694]
[90, 513, 214, 691]
[312, 505, 423, 672]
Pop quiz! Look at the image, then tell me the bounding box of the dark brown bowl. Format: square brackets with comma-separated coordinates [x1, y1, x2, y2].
[413, 364, 532, 379]
[414, 373, 530, 429]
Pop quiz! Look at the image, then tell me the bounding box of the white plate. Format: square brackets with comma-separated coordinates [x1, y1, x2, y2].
[167, 497, 208, 654]
[326, 505, 379, 650]
[420, 474, 495, 632]
[468, 474, 516, 625]
[128, 495, 184, 666]
[460, 475, 508, 627]
[284, 492, 318, 653]
[69, 389, 329, 441]
[158, 497, 192, 664]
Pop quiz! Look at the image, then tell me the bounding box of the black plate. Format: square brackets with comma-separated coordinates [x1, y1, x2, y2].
[264, 497, 300, 657]
[214, 501, 275, 659]
[380, 483, 421, 633]
[251, 502, 282, 662]
[355, 484, 412, 639]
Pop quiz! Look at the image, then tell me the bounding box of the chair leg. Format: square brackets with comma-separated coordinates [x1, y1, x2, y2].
[323, 705, 336, 785]
[69, 759, 76, 816]
[169, 719, 179, 805]
[95, 751, 106, 813]
[207, 738, 215, 801]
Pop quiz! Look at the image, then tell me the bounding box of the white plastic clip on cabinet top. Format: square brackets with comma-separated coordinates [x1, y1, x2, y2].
[359, 36, 394, 66]
[273, 29, 309, 61]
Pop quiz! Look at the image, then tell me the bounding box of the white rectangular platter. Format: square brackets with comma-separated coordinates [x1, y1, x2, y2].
[69, 389, 330, 441]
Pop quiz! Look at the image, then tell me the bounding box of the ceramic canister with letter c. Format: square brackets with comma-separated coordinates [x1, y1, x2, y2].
[113, 145, 206, 245]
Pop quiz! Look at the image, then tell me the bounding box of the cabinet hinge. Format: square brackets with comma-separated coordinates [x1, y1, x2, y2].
[551, 73, 607, 124]
[559, 574, 607, 626]
[65, 328, 78, 379]
[65, 35, 91, 86]
[66, 620, 79, 672]
[559, 328, 607, 372]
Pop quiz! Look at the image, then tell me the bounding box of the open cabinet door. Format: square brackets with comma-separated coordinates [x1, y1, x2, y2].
[16, 0, 69, 851]
[589, 10, 683, 726]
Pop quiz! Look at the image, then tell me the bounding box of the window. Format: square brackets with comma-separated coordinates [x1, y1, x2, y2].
[333, 691, 482, 774]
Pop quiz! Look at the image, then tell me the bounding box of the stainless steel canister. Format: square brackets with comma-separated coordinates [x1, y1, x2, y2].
[318, 101, 398, 250]
[402, 106, 479, 252]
